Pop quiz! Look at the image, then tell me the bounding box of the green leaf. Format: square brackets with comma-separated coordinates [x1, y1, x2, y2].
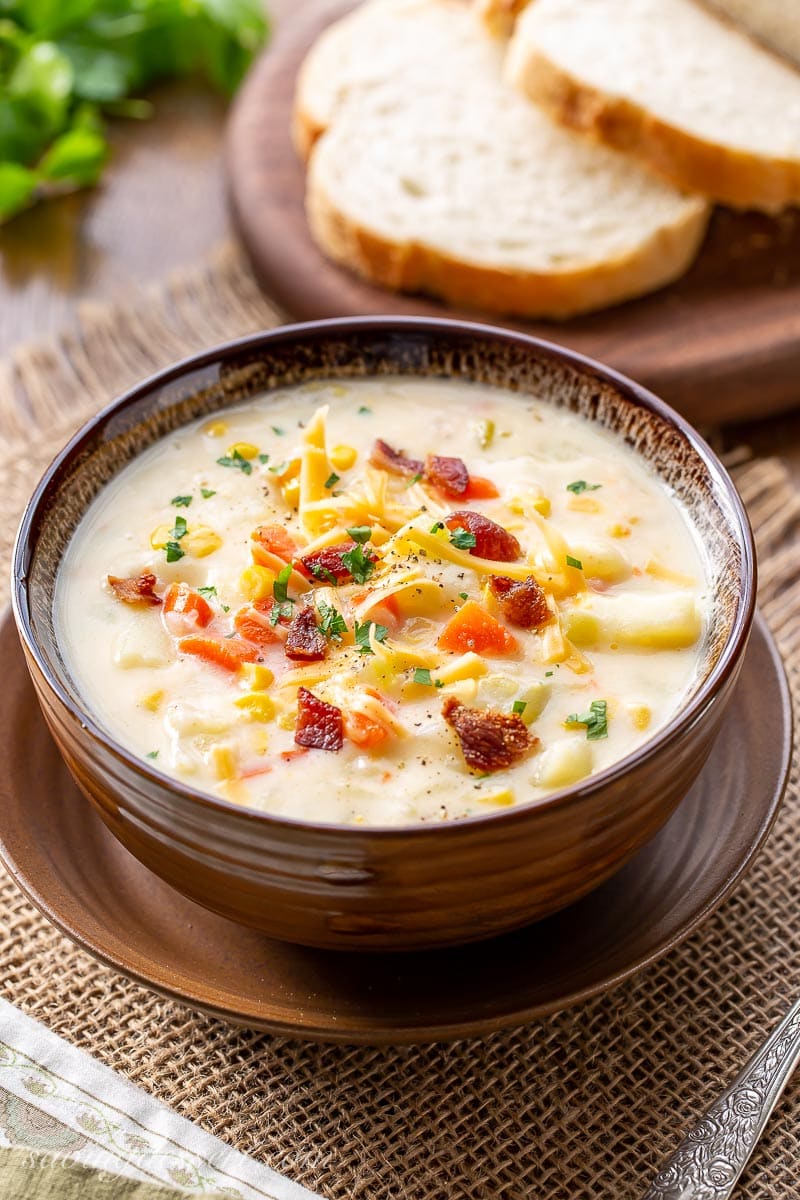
[14, 0, 98, 38]
[566, 555, 583, 570]
[170, 494, 192, 508]
[566, 480, 601, 494]
[58, 41, 134, 102]
[37, 124, 106, 183]
[413, 668, 432, 687]
[8, 42, 73, 128]
[346, 526, 372, 545]
[449, 527, 477, 551]
[0, 159, 36, 218]
[273, 563, 292, 605]
[341, 543, 375, 585]
[354, 620, 388, 655]
[565, 699, 608, 741]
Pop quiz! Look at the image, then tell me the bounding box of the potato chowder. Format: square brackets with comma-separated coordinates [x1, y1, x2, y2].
[55, 378, 709, 826]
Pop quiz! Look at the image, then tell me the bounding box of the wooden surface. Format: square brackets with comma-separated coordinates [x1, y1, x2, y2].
[0, 0, 799, 468]
[0, 610, 789, 1041]
[226, 0, 800, 427]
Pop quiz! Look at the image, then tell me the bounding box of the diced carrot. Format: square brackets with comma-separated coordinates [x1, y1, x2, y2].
[251, 523, 299, 563]
[234, 607, 283, 647]
[463, 474, 500, 500]
[343, 710, 391, 749]
[178, 636, 258, 672]
[162, 582, 214, 632]
[437, 599, 518, 656]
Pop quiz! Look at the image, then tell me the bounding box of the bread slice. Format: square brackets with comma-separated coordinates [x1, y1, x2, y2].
[295, 0, 709, 319]
[702, 0, 800, 70]
[507, 0, 800, 212]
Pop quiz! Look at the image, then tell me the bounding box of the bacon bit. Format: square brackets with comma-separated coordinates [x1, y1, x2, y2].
[489, 576, 549, 629]
[252, 523, 300, 563]
[108, 573, 161, 606]
[235, 605, 285, 646]
[442, 696, 537, 773]
[369, 438, 424, 477]
[301, 541, 377, 584]
[444, 511, 521, 561]
[178, 636, 259, 672]
[295, 687, 343, 751]
[285, 607, 327, 661]
[425, 454, 469, 498]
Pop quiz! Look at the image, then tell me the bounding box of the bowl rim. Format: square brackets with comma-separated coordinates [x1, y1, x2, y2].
[12, 315, 757, 839]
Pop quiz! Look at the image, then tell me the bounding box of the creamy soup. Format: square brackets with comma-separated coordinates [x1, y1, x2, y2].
[55, 378, 709, 825]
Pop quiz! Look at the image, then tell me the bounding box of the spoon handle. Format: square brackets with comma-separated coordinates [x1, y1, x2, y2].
[642, 998, 800, 1199]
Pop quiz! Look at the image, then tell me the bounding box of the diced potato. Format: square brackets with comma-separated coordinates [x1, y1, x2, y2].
[477, 787, 514, 808]
[564, 592, 702, 650]
[570, 538, 631, 583]
[477, 673, 518, 704]
[114, 624, 173, 669]
[537, 737, 593, 788]
[435, 652, 488, 684]
[472, 418, 495, 449]
[165, 703, 232, 737]
[516, 679, 551, 724]
[437, 678, 478, 704]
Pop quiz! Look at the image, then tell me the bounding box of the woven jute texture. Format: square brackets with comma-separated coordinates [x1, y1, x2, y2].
[1, 242, 799, 1200]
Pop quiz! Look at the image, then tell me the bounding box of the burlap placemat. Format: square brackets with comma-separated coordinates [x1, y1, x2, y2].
[1, 243, 799, 1200]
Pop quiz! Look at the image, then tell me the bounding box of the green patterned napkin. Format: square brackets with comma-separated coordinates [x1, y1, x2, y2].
[0, 1145, 231, 1198]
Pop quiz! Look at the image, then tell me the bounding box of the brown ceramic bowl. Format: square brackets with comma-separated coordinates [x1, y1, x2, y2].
[12, 318, 755, 952]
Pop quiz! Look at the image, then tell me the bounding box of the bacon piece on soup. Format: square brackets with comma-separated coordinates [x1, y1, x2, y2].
[424, 454, 469, 498]
[489, 575, 549, 629]
[295, 687, 343, 751]
[108, 573, 161, 606]
[369, 439, 424, 478]
[300, 542, 377, 585]
[444, 511, 521, 562]
[442, 696, 536, 773]
[285, 607, 327, 662]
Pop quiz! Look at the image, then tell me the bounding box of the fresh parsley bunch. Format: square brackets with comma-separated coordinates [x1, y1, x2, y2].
[0, 0, 268, 221]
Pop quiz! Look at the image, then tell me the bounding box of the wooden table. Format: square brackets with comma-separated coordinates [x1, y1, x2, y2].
[1, 0, 799, 471]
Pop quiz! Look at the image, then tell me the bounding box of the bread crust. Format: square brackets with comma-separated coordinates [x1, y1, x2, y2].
[305, 161, 709, 319]
[511, 44, 800, 212]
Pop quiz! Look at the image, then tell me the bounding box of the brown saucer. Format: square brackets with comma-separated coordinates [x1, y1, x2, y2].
[0, 610, 790, 1044]
[225, 0, 800, 425]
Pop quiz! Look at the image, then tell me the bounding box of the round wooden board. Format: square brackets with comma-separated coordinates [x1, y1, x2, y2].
[226, 1, 800, 426]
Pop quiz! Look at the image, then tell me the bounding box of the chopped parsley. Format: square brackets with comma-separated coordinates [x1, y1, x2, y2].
[273, 563, 293, 605]
[324, 472, 340, 490]
[271, 425, 285, 436]
[566, 699, 608, 741]
[512, 700, 527, 717]
[450, 527, 477, 551]
[259, 453, 270, 464]
[346, 525, 372, 545]
[216, 449, 252, 475]
[413, 668, 433, 686]
[357, 405, 371, 415]
[268, 460, 288, 475]
[566, 480, 602, 494]
[458, 592, 469, 600]
[354, 620, 388, 655]
[545, 670, 554, 678]
[308, 561, 339, 586]
[165, 515, 188, 562]
[146, 750, 159, 760]
[566, 554, 583, 570]
[197, 585, 217, 599]
[171, 494, 192, 507]
[200, 487, 216, 499]
[407, 472, 423, 486]
[341, 543, 375, 585]
[429, 521, 444, 534]
[317, 600, 348, 642]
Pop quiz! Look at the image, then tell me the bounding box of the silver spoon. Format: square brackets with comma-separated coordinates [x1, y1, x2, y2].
[643, 998, 800, 1199]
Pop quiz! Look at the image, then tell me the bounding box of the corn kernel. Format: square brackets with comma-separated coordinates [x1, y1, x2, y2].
[234, 693, 276, 723]
[329, 444, 357, 471]
[568, 495, 602, 514]
[203, 420, 228, 438]
[140, 690, 164, 713]
[239, 663, 274, 691]
[628, 703, 651, 730]
[240, 565, 275, 601]
[277, 711, 297, 732]
[478, 788, 514, 808]
[608, 523, 631, 539]
[150, 524, 171, 550]
[184, 526, 222, 558]
[227, 441, 259, 460]
[282, 478, 301, 508]
[211, 745, 237, 780]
